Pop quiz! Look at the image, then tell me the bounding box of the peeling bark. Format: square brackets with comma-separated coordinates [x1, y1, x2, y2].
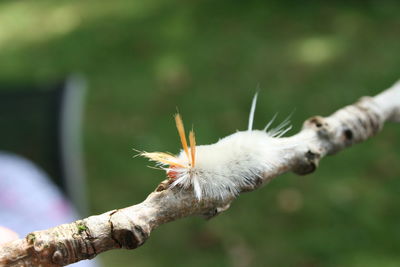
[1, 81, 399, 267]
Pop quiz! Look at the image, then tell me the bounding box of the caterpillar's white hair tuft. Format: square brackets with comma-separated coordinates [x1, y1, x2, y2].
[142, 93, 294, 201]
[248, 92, 258, 131]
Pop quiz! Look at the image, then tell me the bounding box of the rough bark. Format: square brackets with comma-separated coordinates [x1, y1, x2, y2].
[1, 81, 399, 267]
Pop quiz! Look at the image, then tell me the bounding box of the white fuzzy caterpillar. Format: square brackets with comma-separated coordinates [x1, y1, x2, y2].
[141, 94, 294, 201]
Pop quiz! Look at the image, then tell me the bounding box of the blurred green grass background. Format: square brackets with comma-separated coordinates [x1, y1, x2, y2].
[1, 0, 400, 266]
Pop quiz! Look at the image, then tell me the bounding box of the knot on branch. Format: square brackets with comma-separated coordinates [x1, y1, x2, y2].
[201, 202, 231, 220]
[109, 210, 149, 250]
[303, 97, 384, 155]
[327, 97, 384, 152]
[302, 116, 331, 138]
[293, 149, 321, 175]
[24, 236, 58, 267]
[23, 222, 99, 266]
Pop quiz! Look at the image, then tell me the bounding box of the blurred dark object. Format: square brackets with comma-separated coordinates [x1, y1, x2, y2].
[0, 75, 88, 215]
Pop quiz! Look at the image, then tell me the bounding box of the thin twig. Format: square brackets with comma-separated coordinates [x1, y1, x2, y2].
[1, 81, 399, 267]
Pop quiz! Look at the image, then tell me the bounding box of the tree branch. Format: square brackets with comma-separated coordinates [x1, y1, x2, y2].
[1, 81, 399, 267]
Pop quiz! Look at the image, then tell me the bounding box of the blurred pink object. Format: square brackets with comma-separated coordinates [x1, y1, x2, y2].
[0, 152, 99, 267]
[0, 226, 18, 244]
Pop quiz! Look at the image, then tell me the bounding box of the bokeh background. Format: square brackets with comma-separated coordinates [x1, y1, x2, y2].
[1, 0, 400, 266]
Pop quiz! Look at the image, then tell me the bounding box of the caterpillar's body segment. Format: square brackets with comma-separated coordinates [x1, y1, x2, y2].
[141, 94, 293, 201]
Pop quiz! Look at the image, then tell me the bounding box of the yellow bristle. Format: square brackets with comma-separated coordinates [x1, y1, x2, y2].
[174, 114, 190, 162]
[141, 152, 186, 168]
